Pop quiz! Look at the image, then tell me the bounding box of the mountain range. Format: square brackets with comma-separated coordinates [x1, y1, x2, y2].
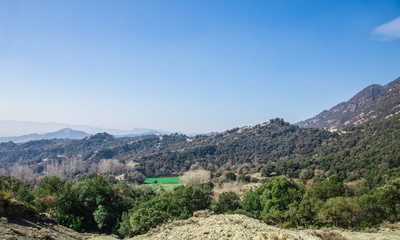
[0, 120, 173, 138]
[296, 77, 400, 129]
[0, 76, 399, 187]
[0, 128, 90, 143]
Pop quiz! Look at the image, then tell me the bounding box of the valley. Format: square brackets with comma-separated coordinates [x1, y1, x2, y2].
[1, 77, 400, 239]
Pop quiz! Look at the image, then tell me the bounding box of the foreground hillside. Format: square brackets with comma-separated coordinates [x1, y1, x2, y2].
[3, 173, 400, 239]
[131, 213, 400, 240]
[0, 216, 86, 240]
[2, 213, 400, 240]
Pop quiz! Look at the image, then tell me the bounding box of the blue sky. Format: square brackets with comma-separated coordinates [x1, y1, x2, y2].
[1, 0, 400, 133]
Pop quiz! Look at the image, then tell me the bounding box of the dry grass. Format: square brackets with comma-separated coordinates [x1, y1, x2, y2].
[309, 230, 347, 240]
[179, 170, 211, 185]
[213, 181, 261, 200]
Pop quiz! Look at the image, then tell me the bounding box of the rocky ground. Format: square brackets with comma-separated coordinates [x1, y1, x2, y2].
[0, 215, 119, 240]
[2, 211, 400, 240]
[130, 211, 400, 240]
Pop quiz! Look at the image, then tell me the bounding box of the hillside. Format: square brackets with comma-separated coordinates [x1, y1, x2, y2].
[297, 77, 400, 129]
[0, 112, 400, 187]
[0, 78, 399, 186]
[0, 119, 337, 181]
[2, 213, 399, 240]
[131, 213, 400, 240]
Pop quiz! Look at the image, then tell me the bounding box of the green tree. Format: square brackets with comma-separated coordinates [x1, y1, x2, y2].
[377, 178, 400, 221]
[34, 176, 65, 212]
[312, 175, 345, 201]
[317, 197, 361, 228]
[212, 192, 240, 213]
[225, 172, 236, 181]
[297, 190, 324, 227]
[129, 207, 170, 235]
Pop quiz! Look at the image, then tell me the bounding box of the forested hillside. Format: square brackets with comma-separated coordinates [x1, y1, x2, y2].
[0, 119, 338, 181]
[1, 112, 400, 188]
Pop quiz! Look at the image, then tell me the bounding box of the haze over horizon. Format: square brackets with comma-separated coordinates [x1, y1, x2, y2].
[1, 1, 400, 133]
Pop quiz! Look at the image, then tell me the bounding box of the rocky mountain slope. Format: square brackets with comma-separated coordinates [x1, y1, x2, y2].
[297, 77, 400, 129]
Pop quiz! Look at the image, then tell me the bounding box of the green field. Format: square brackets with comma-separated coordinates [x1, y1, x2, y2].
[143, 177, 183, 190]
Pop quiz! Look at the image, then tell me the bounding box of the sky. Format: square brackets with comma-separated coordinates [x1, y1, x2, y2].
[1, 0, 400, 133]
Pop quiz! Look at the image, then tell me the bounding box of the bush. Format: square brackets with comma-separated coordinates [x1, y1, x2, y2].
[119, 184, 212, 237]
[238, 175, 251, 182]
[225, 172, 236, 181]
[212, 191, 240, 213]
[55, 214, 84, 232]
[129, 207, 170, 235]
[317, 197, 361, 228]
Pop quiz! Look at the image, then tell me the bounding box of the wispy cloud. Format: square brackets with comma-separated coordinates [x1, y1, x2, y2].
[371, 16, 400, 41]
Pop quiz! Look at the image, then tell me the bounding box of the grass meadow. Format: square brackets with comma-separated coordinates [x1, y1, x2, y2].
[143, 176, 183, 190]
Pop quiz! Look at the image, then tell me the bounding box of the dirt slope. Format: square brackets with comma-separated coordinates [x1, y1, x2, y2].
[130, 213, 400, 240]
[0, 216, 119, 240]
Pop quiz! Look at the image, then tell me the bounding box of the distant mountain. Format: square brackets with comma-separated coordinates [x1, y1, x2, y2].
[297, 77, 400, 129]
[0, 120, 174, 137]
[116, 128, 171, 138]
[0, 128, 90, 143]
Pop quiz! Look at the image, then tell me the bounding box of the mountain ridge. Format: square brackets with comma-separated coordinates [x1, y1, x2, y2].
[0, 120, 175, 137]
[296, 77, 400, 129]
[0, 128, 90, 143]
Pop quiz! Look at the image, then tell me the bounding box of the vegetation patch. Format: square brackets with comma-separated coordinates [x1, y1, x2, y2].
[143, 177, 183, 190]
[144, 177, 182, 185]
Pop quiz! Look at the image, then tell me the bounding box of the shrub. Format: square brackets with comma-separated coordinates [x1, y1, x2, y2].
[212, 191, 240, 213]
[225, 172, 236, 181]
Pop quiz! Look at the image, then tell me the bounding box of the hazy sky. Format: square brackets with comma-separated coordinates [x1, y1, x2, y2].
[1, 0, 400, 133]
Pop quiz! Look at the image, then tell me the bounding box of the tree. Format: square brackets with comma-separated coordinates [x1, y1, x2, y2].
[225, 172, 236, 181]
[34, 176, 65, 212]
[129, 207, 170, 235]
[317, 197, 361, 228]
[312, 175, 345, 201]
[119, 184, 212, 238]
[212, 192, 240, 213]
[377, 178, 400, 221]
[297, 190, 324, 227]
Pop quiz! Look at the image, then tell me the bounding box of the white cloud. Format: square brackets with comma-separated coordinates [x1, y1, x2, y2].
[371, 16, 400, 41]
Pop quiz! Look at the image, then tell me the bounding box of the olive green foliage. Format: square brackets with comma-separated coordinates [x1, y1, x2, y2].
[376, 178, 400, 222]
[32, 175, 155, 233]
[238, 175, 251, 182]
[212, 191, 240, 214]
[2, 174, 400, 234]
[241, 177, 302, 225]
[225, 172, 236, 181]
[238, 176, 400, 229]
[265, 114, 400, 187]
[119, 184, 213, 237]
[318, 197, 361, 228]
[0, 176, 34, 203]
[311, 175, 345, 201]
